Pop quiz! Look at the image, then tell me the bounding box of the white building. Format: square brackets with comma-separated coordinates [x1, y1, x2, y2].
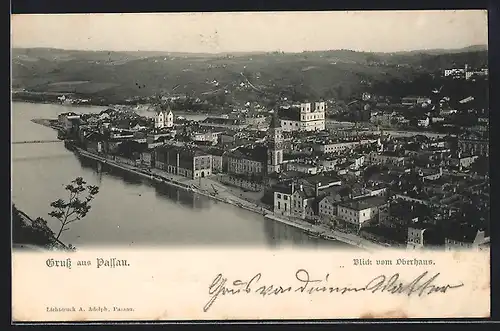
[348, 155, 365, 170]
[273, 182, 317, 220]
[313, 139, 377, 154]
[417, 117, 430, 128]
[444, 68, 465, 77]
[440, 109, 458, 116]
[280, 102, 326, 132]
[155, 108, 174, 129]
[191, 131, 219, 145]
[285, 162, 318, 175]
[336, 196, 387, 230]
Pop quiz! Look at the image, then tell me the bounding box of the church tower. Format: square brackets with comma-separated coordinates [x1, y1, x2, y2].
[165, 107, 174, 128]
[267, 113, 283, 174]
[155, 109, 165, 129]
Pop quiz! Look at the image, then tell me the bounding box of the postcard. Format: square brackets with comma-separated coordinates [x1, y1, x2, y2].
[11, 10, 490, 321]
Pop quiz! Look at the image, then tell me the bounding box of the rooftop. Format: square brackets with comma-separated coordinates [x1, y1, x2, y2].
[226, 145, 268, 163]
[202, 117, 245, 126]
[445, 224, 485, 243]
[304, 174, 342, 186]
[338, 196, 388, 211]
[156, 144, 209, 158]
[269, 113, 281, 129]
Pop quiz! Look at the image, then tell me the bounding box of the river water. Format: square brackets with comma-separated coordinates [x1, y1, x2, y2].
[12, 102, 352, 249]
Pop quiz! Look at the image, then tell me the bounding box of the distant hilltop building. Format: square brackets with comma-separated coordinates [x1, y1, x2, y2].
[401, 96, 431, 107]
[444, 64, 488, 80]
[279, 101, 326, 132]
[155, 107, 174, 129]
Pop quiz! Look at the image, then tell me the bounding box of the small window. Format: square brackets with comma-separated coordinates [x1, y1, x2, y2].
[277, 193, 281, 198]
[284, 196, 288, 201]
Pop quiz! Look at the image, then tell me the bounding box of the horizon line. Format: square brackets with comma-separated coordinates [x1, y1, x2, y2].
[11, 44, 488, 55]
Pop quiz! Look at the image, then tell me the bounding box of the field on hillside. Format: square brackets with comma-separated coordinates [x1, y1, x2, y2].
[12, 47, 488, 104]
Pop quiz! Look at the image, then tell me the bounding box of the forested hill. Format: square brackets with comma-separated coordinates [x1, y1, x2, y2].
[12, 46, 488, 104]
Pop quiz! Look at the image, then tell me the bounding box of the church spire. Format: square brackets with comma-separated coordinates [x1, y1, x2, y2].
[270, 112, 281, 129]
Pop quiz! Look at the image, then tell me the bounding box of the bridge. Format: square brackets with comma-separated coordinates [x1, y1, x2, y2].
[12, 140, 64, 145]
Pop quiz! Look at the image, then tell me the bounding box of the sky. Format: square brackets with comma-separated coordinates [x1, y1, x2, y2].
[11, 10, 488, 53]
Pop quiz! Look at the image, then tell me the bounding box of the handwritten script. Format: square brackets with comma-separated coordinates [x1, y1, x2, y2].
[203, 269, 464, 312]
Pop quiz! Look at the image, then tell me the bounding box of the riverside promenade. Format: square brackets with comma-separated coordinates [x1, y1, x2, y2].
[74, 147, 386, 250]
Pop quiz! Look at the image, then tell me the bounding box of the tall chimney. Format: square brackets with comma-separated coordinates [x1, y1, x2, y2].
[291, 180, 295, 193]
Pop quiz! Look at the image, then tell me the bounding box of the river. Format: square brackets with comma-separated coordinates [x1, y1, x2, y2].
[12, 102, 353, 249]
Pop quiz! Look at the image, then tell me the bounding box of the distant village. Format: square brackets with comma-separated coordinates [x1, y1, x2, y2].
[53, 64, 489, 250]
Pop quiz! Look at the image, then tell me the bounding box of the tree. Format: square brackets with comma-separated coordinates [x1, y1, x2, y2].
[12, 204, 55, 247]
[48, 177, 99, 240]
[470, 156, 489, 176]
[363, 165, 381, 181]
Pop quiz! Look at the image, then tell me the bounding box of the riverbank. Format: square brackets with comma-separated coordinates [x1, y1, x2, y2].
[74, 147, 265, 212]
[31, 116, 386, 249]
[14, 98, 218, 118]
[13, 207, 70, 251]
[12, 95, 105, 108]
[73, 146, 385, 250]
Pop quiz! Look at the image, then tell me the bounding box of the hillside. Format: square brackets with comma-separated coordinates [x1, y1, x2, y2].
[12, 46, 488, 105]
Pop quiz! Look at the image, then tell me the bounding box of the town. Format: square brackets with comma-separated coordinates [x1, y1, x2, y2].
[48, 63, 490, 251]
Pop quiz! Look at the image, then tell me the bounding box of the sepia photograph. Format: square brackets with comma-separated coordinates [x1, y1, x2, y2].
[11, 10, 491, 321]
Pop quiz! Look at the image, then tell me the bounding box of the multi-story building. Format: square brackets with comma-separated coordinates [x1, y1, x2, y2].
[417, 117, 430, 128]
[317, 157, 339, 171]
[318, 195, 341, 222]
[458, 132, 489, 157]
[273, 181, 316, 219]
[140, 149, 155, 167]
[154, 145, 212, 179]
[273, 175, 342, 220]
[370, 112, 393, 126]
[366, 151, 406, 166]
[465, 68, 489, 80]
[336, 196, 388, 230]
[445, 227, 489, 250]
[313, 139, 376, 154]
[285, 162, 318, 175]
[225, 145, 267, 177]
[200, 117, 248, 130]
[190, 131, 220, 145]
[407, 225, 427, 250]
[348, 155, 365, 170]
[449, 153, 479, 170]
[444, 64, 488, 80]
[203, 148, 225, 173]
[279, 102, 326, 132]
[444, 68, 465, 78]
[58, 112, 81, 130]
